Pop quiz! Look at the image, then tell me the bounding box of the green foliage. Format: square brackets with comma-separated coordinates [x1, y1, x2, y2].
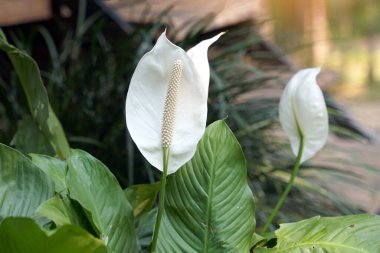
[0, 143, 140, 252]
[255, 214, 380, 252]
[0, 6, 372, 229]
[0, 5, 379, 253]
[30, 154, 68, 194]
[157, 121, 256, 253]
[124, 183, 161, 218]
[66, 149, 140, 252]
[0, 217, 106, 253]
[0, 31, 70, 159]
[36, 195, 94, 230]
[11, 116, 54, 155]
[135, 209, 157, 251]
[202, 25, 368, 227]
[0, 144, 54, 220]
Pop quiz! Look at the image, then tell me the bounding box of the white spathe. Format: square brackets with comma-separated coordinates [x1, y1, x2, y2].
[126, 31, 223, 174]
[279, 68, 329, 163]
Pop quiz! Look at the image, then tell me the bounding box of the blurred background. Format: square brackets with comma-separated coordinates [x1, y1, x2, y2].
[261, 0, 380, 214]
[0, 0, 379, 230]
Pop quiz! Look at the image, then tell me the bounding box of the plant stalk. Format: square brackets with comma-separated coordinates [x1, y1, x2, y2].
[150, 147, 169, 252]
[261, 135, 304, 234]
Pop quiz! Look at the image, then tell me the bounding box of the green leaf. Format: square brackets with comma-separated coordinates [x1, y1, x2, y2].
[11, 116, 55, 156]
[135, 209, 157, 250]
[32, 156, 95, 232]
[66, 149, 140, 253]
[0, 31, 70, 159]
[256, 214, 380, 253]
[250, 233, 269, 250]
[124, 183, 160, 217]
[157, 120, 256, 253]
[0, 144, 54, 220]
[30, 154, 68, 194]
[36, 195, 95, 233]
[0, 217, 106, 253]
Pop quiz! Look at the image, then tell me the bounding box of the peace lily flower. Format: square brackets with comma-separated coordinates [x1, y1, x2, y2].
[279, 67, 329, 163]
[262, 68, 329, 233]
[125, 31, 223, 174]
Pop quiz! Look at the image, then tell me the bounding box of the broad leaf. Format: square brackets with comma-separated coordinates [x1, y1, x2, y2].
[157, 120, 256, 253]
[0, 31, 70, 159]
[250, 233, 268, 250]
[135, 209, 157, 250]
[256, 214, 380, 253]
[11, 116, 55, 156]
[0, 217, 106, 253]
[0, 144, 54, 220]
[30, 154, 67, 194]
[36, 195, 94, 232]
[66, 149, 140, 253]
[124, 183, 160, 217]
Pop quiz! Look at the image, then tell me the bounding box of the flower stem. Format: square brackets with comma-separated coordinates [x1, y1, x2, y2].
[151, 147, 169, 253]
[261, 135, 304, 234]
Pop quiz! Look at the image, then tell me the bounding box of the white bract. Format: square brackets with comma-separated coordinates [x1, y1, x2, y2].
[126, 31, 223, 174]
[279, 68, 328, 163]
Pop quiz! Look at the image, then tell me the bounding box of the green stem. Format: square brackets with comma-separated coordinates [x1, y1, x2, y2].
[261, 135, 304, 234]
[151, 148, 169, 253]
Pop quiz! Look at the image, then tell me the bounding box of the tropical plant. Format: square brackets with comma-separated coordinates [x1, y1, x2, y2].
[0, 0, 377, 237]
[1, 28, 380, 253]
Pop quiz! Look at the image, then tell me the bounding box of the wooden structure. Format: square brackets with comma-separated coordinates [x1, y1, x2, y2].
[0, 0, 260, 34]
[0, 0, 51, 26]
[103, 0, 262, 38]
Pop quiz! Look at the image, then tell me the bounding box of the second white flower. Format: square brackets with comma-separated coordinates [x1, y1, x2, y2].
[279, 68, 329, 163]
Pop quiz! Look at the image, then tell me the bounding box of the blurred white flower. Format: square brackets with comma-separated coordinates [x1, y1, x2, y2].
[125, 31, 223, 174]
[279, 68, 328, 163]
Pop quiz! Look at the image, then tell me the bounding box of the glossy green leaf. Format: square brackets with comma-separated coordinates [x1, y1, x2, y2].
[30, 154, 67, 194]
[0, 217, 106, 253]
[124, 183, 160, 217]
[0, 31, 70, 159]
[157, 120, 256, 253]
[256, 214, 380, 253]
[0, 144, 54, 220]
[11, 116, 55, 156]
[66, 149, 140, 253]
[250, 233, 268, 250]
[135, 209, 157, 250]
[36, 195, 94, 232]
